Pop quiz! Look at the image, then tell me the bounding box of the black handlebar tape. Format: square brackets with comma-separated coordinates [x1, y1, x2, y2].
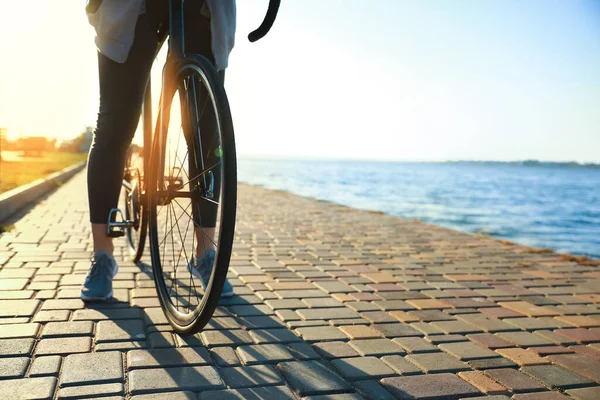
[248, 0, 281, 42]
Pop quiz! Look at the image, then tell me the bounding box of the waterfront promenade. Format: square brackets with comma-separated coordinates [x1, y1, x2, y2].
[0, 171, 599, 399]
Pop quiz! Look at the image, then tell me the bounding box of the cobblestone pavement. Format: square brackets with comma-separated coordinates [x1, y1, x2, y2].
[1, 171, 599, 400]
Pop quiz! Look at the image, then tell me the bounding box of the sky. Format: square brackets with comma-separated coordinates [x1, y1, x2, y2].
[0, 0, 599, 162]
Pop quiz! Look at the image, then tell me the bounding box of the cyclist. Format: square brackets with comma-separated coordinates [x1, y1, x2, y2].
[81, 0, 235, 301]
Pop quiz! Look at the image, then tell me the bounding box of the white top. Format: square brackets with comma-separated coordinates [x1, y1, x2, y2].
[87, 0, 236, 70]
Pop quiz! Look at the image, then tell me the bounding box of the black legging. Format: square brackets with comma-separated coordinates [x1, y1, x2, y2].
[87, 1, 221, 227]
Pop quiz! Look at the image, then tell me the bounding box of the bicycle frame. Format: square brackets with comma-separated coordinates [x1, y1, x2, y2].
[140, 0, 280, 202]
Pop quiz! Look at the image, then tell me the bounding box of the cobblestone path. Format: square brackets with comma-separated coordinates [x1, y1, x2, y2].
[0, 171, 599, 399]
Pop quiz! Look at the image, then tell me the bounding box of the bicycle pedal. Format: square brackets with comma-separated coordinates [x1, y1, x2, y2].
[107, 208, 126, 238]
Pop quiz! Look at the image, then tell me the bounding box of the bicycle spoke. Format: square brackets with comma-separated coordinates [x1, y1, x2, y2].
[173, 160, 222, 192]
[172, 198, 218, 249]
[157, 201, 192, 251]
[172, 200, 199, 310]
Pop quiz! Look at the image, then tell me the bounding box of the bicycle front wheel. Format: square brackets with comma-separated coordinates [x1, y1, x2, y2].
[148, 55, 236, 335]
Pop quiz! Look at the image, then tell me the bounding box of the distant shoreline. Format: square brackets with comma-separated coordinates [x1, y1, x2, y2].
[238, 155, 600, 169]
[444, 160, 600, 170]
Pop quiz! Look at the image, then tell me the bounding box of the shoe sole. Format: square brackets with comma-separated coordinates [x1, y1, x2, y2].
[81, 290, 114, 302]
[188, 263, 234, 298]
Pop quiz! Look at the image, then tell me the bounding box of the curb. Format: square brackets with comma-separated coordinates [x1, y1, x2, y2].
[0, 161, 86, 223]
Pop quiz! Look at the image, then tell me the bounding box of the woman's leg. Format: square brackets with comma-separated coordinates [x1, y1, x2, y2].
[87, 13, 159, 256]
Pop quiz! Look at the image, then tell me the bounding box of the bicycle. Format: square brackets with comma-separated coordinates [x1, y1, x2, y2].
[108, 0, 280, 335]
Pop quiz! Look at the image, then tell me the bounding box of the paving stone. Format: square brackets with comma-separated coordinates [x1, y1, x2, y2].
[372, 323, 422, 338]
[36, 337, 92, 356]
[456, 314, 518, 332]
[236, 344, 295, 365]
[129, 366, 224, 394]
[140, 391, 202, 400]
[41, 299, 85, 310]
[221, 364, 283, 388]
[496, 331, 554, 347]
[73, 307, 142, 321]
[201, 329, 253, 347]
[61, 351, 123, 386]
[547, 353, 600, 382]
[495, 348, 550, 366]
[511, 392, 572, 400]
[331, 356, 395, 381]
[94, 341, 148, 352]
[466, 333, 514, 349]
[430, 320, 483, 334]
[289, 320, 330, 329]
[313, 341, 360, 359]
[29, 356, 62, 377]
[296, 326, 347, 342]
[373, 300, 413, 311]
[249, 328, 302, 344]
[467, 357, 518, 370]
[521, 364, 594, 390]
[410, 322, 446, 335]
[567, 387, 600, 400]
[42, 321, 93, 337]
[199, 386, 296, 400]
[457, 371, 509, 395]
[0, 376, 57, 400]
[380, 373, 481, 400]
[57, 383, 124, 399]
[350, 338, 405, 356]
[406, 352, 471, 373]
[380, 355, 421, 375]
[555, 328, 600, 344]
[276, 290, 329, 299]
[297, 308, 361, 321]
[528, 345, 575, 356]
[0, 290, 35, 300]
[0, 299, 40, 317]
[0, 357, 29, 378]
[504, 317, 569, 331]
[0, 338, 35, 356]
[406, 299, 453, 310]
[329, 318, 370, 326]
[210, 346, 241, 367]
[0, 279, 29, 290]
[535, 330, 578, 346]
[277, 309, 302, 322]
[266, 282, 317, 291]
[339, 325, 382, 340]
[304, 298, 346, 308]
[569, 344, 600, 361]
[353, 380, 397, 400]
[96, 319, 146, 342]
[484, 368, 547, 393]
[0, 322, 40, 339]
[148, 332, 175, 348]
[303, 394, 365, 400]
[265, 299, 306, 310]
[392, 337, 439, 353]
[439, 341, 500, 360]
[127, 347, 212, 369]
[497, 301, 558, 317]
[228, 304, 274, 316]
[286, 342, 320, 360]
[277, 360, 352, 396]
[33, 310, 71, 323]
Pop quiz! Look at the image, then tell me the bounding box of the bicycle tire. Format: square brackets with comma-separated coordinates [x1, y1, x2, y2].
[148, 54, 236, 335]
[123, 146, 148, 262]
